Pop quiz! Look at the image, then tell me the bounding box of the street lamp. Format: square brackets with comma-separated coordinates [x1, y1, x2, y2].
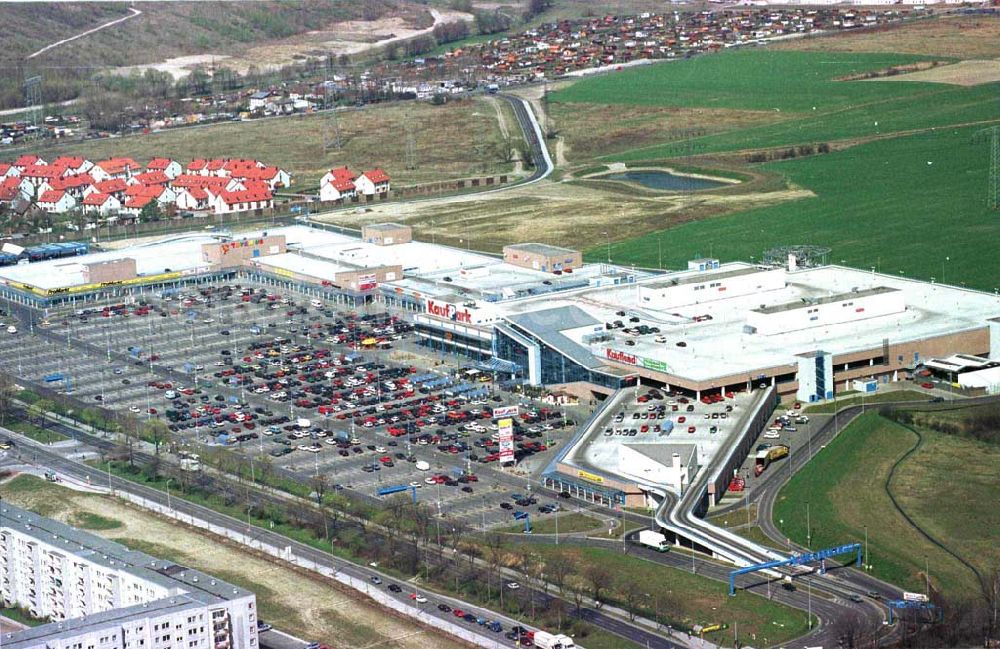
[603, 231, 611, 264]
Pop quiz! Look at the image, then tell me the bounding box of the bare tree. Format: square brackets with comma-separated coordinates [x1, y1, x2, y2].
[583, 562, 613, 603]
[545, 553, 574, 596]
[618, 574, 641, 622]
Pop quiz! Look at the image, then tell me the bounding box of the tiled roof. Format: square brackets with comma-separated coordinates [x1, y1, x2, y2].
[37, 190, 66, 204]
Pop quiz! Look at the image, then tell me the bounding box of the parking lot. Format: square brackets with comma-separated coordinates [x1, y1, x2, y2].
[577, 386, 756, 486]
[0, 280, 583, 531]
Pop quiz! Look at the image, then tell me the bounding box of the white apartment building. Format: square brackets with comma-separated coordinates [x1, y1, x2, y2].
[0, 503, 258, 649]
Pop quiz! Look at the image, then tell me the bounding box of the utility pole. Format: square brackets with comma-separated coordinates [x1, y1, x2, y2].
[323, 80, 342, 153]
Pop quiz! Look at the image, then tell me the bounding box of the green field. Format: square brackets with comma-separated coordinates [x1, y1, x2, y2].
[554, 50, 1000, 157]
[525, 545, 812, 643]
[554, 50, 943, 112]
[550, 48, 1000, 289]
[503, 512, 606, 535]
[590, 125, 1000, 289]
[773, 411, 1000, 600]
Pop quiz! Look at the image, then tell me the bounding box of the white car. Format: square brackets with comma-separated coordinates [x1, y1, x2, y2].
[375, 446, 386, 453]
[129, 405, 141, 413]
[6, 325, 17, 335]
[506, 582, 520, 590]
[763, 431, 781, 439]
[424, 477, 437, 485]
[414, 594, 427, 604]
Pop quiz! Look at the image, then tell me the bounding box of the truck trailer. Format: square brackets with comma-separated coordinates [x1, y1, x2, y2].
[638, 529, 670, 552]
[754, 444, 789, 476]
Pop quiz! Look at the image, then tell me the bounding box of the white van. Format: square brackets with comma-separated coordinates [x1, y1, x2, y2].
[415, 460, 430, 471]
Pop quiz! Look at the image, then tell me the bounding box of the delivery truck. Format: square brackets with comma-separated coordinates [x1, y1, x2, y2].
[532, 631, 576, 649]
[638, 529, 670, 552]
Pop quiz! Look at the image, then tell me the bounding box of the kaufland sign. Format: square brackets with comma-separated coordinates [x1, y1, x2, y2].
[426, 298, 472, 324]
[605, 348, 671, 373]
[605, 348, 638, 365]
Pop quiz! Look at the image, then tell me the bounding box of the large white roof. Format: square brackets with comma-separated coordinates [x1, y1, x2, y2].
[0, 233, 218, 289]
[497, 264, 1000, 382]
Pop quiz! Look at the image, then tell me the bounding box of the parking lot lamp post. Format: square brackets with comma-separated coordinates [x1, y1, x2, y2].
[806, 501, 811, 548]
[603, 231, 611, 264]
[166, 479, 172, 511]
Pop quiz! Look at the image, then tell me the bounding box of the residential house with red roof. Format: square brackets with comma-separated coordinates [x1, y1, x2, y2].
[85, 178, 130, 200]
[213, 187, 273, 215]
[125, 183, 176, 206]
[132, 170, 171, 187]
[0, 176, 32, 206]
[47, 174, 96, 200]
[229, 165, 289, 190]
[90, 157, 140, 183]
[146, 158, 183, 179]
[222, 159, 263, 176]
[49, 156, 93, 175]
[175, 187, 212, 211]
[205, 159, 229, 177]
[319, 166, 358, 202]
[355, 169, 391, 196]
[120, 194, 156, 218]
[13, 154, 45, 171]
[19, 164, 74, 191]
[187, 159, 209, 175]
[36, 189, 77, 214]
[0, 163, 22, 181]
[81, 192, 122, 216]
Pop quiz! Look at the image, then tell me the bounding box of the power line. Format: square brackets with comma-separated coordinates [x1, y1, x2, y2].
[972, 126, 1000, 211]
[404, 115, 417, 171]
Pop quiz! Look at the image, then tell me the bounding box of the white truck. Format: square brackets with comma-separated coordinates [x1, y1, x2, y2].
[638, 529, 670, 552]
[532, 631, 576, 649]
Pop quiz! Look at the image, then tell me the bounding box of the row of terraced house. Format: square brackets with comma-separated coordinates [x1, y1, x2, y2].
[0, 155, 291, 221]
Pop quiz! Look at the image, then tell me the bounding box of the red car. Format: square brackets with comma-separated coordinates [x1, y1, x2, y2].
[688, 426, 696, 433]
[921, 382, 934, 389]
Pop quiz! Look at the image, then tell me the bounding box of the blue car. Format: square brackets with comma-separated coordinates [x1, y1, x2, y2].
[488, 621, 503, 633]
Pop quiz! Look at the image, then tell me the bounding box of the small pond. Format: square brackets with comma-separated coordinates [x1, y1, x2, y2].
[600, 170, 729, 191]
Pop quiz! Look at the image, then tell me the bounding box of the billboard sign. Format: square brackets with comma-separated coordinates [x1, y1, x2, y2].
[358, 273, 377, 291]
[492, 405, 519, 419]
[498, 417, 514, 463]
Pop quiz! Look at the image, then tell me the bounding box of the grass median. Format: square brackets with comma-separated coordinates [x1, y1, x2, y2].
[773, 411, 1000, 600]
